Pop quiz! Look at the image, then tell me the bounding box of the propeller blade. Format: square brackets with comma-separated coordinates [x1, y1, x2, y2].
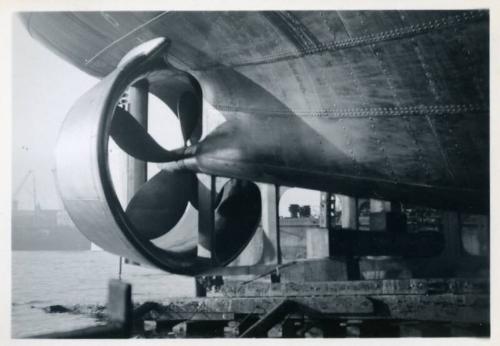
[178, 91, 202, 145]
[110, 106, 179, 162]
[197, 179, 261, 264]
[125, 170, 197, 240]
[213, 180, 261, 263]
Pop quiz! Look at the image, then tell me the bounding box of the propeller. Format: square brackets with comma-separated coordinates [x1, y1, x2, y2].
[108, 96, 261, 264]
[56, 37, 260, 274]
[109, 102, 199, 240]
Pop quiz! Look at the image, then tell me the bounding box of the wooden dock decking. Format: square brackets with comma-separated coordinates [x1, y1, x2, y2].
[30, 277, 489, 338]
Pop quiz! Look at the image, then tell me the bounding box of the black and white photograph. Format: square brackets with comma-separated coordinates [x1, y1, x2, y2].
[5, 3, 494, 340]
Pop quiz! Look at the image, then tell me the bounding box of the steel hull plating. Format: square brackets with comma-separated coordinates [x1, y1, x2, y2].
[22, 11, 489, 212]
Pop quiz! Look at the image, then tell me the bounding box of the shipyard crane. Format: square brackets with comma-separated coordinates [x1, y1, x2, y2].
[12, 170, 34, 211]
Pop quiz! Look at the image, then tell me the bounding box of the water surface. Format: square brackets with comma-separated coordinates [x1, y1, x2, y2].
[12, 251, 195, 337]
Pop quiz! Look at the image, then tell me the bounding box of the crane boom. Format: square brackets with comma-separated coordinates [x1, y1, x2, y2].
[13, 170, 32, 200]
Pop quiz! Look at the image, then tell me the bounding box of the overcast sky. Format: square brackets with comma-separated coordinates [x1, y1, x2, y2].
[12, 16, 97, 210]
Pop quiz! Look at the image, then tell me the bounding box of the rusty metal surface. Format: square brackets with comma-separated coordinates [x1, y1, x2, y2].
[22, 11, 489, 212]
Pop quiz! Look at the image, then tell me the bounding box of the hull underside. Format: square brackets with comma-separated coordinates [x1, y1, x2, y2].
[22, 10, 489, 212]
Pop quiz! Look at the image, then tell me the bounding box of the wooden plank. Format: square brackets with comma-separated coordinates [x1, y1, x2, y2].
[213, 278, 489, 298]
[156, 312, 234, 321]
[157, 296, 374, 317]
[371, 294, 489, 324]
[153, 292, 487, 324]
